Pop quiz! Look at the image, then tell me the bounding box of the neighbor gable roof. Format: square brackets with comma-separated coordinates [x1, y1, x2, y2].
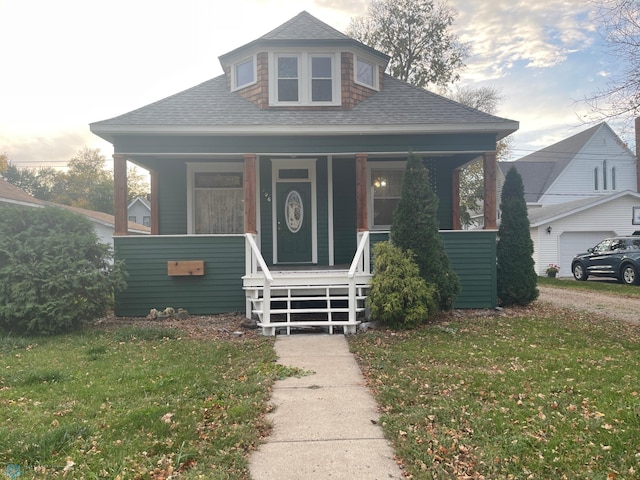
[0, 177, 46, 208]
[528, 189, 640, 227]
[0, 177, 149, 234]
[500, 123, 614, 203]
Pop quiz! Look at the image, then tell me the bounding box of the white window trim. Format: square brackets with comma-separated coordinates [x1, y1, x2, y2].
[354, 55, 379, 91]
[186, 162, 244, 234]
[271, 159, 318, 264]
[368, 160, 406, 230]
[268, 51, 341, 106]
[231, 56, 257, 92]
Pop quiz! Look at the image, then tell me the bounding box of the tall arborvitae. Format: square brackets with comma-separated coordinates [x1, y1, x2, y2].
[391, 153, 460, 310]
[497, 166, 539, 306]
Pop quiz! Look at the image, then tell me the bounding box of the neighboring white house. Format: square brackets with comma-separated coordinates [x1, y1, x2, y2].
[0, 177, 149, 248]
[127, 196, 151, 227]
[528, 190, 640, 277]
[497, 122, 639, 277]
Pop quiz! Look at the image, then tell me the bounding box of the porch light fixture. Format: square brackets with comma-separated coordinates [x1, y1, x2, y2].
[546, 226, 552, 234]
[373, 177, 387, 188]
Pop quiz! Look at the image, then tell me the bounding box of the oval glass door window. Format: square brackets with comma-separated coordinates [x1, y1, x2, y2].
[285, 190, 304, 233]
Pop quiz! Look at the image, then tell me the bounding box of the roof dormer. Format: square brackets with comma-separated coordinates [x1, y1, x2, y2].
[218, 11, 389, 110]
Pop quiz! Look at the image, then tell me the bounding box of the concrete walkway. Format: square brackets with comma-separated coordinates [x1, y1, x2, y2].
[249, 334, 404, 480]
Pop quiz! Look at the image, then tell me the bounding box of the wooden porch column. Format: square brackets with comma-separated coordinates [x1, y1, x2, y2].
[244, 154, 257, 234]
[150, 169, 159, 235]
[483, 151, 497, 230]
[113, 154, 128, 236]
[451, 168, 461, 230]
[355, 153, 368, 231]
[635, 117, 640, 193]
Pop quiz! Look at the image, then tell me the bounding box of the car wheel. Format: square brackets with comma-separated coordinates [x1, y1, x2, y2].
[572, 262, 588, 281]
[620, 264, 639, 285]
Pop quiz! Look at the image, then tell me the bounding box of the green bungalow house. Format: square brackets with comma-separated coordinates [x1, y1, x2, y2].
[90, 11, 518, 335]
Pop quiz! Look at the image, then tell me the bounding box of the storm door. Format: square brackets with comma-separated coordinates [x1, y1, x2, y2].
[272, 160, 317, 264]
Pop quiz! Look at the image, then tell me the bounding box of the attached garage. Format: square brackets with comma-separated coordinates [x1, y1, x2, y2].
[528, 191, 640, 278]
[558, 231, 615, 277]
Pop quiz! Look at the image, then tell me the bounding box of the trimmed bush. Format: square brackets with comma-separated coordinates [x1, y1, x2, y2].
[0, 205, 127, 334]
[368, 242, 438, 329]
[390, 153, 460, 310]
[497, 167, 539, 306]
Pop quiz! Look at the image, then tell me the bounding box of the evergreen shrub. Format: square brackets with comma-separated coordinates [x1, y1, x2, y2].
[390, 153, 460, 310]
[497, 167, 539, 306]
[0, 205, 127, 334]
[367, 242, 437, 329]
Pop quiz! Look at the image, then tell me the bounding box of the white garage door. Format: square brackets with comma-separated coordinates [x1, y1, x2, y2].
[559, 231, 615, 277]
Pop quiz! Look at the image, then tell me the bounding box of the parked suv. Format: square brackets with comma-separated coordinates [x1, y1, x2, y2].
[571, 235, 640, 285]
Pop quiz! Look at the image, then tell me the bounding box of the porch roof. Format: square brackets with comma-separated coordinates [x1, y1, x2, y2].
[90, 74, 518, 142]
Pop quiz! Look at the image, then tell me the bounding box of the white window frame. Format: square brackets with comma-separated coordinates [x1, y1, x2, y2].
[269, 51, 341, 106]
[186, 162, 245, 234]
[354, 56, 379, 90]
[368, 161, 406, 230]
[231, 56, 257, 91]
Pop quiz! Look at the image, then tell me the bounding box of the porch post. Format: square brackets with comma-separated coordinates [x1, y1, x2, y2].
[244, 154, 257, 234]
[452, 168, 461, 230]
[113, 154, 128, 236]
[483, 151, 497, 230]
[355, 153, 368, 231]
[150, 169, 159, 235]
[635, 117, 640, 193]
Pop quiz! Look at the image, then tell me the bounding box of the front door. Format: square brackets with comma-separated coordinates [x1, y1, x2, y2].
[276, 181, 312, 263]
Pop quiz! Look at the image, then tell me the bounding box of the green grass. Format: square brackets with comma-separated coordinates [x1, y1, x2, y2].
[349, 307, 640, 479]
[0, 326, 291, 479]
[538, 275, 640, 297]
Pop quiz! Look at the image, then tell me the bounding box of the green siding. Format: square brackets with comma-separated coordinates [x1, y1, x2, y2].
[442, 231, 497, 308]
[158, 161, 187, 234]
[332, 159, 357, 265]
[114, 235, 245, 316]
[259, 158, 273, 264]
[316, 158, 329, 265]
[369, 230, 497, 309]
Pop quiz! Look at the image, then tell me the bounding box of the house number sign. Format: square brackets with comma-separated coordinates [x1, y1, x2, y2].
[285, 190, 303, 233]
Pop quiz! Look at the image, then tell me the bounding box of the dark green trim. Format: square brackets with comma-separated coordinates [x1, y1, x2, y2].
[114, 133, 497, 156]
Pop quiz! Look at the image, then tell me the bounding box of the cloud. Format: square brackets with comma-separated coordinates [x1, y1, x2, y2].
[451, 0, 596, 81]
[0, 131, 112, 169]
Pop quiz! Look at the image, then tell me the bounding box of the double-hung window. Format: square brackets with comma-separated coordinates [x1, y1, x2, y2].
[271, 52, 339, 105]
[369, 165, 405, 229]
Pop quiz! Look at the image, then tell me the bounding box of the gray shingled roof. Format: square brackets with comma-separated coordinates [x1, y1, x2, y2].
[91, 73, 517, 138]
[500, 123, 604, 202]
[219, 11, 387, 64]
[528, 189, 640, 227]
[259, 10, 351, 41]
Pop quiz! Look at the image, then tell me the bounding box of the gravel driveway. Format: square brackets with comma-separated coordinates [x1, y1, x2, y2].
[537, 284, 640, 325]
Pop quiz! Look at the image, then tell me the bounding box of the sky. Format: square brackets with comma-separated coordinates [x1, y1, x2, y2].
[0, 0, 632, 171]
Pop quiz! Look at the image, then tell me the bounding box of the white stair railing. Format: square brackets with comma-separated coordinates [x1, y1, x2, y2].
[245, 234, 273, 329]
[347, 231, 370, 326]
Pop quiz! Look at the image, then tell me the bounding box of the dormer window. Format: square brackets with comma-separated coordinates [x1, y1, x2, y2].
[355, 56, 378, 90]
[232, 57, 256, 91]
[270, 52, 340, 106]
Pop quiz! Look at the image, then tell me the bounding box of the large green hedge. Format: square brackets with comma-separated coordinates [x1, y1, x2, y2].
[0, 205, 126, 334]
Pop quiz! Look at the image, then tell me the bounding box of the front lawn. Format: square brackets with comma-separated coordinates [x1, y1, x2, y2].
[349, 306, 640, 479]
[538, 276, 640, 297]
[0, 324, 292, 479]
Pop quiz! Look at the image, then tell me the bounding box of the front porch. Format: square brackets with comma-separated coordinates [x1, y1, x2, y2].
[243, 232, 371, 335]
[113, 230, 497, 334]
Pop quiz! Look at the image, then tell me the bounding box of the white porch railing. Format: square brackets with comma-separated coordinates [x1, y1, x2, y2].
[243, 232, 371, 335]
